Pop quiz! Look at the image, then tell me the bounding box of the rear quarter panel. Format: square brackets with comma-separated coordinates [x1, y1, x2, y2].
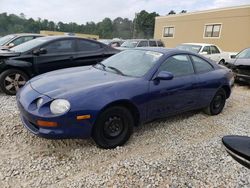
[197, 67, 232, 108]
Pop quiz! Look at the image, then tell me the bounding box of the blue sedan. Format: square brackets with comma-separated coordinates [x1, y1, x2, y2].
[16, 48, 234, 148]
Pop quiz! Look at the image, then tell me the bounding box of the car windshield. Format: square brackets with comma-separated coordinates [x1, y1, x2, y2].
[95, 50, 163, 77]
[237, 48, 250, 59]
[11, 37, 50, 53]
[176, 44, 202, 53]
[121, 40, 138, 48]
[0, 35, 16, 45]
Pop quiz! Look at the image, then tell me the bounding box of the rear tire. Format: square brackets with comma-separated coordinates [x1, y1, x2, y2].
[92, 106, 134, 149]
[204, 88, 226, 115]
[218, 59, 225, 65]
[0, 69, 28, 95]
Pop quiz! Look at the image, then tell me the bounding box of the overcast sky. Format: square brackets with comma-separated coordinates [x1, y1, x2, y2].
[0, 0, 249, 24]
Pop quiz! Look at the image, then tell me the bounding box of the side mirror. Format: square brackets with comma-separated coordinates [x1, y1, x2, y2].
[8, 43, 15, 48]
[200, 51, 208, 55]
[39, 48, 47, 54]
[32, 48, 47, 56]
[231, 55, 236, 59]
[222, 135, 250, 169]
[155, 71, 174, 81]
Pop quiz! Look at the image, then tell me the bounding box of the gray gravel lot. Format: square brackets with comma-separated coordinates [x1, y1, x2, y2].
[0, 85, 249, 187]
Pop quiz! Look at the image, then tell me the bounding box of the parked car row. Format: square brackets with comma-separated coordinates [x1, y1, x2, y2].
[0, 36, 118, 95]
[0, 33, 43, 50]
[223, 48, 250, 84]
[176, 43, 236, 64]
[98, 39, 124, 47]
[118, 39, 164, 50]
[0, 33, 244, 149]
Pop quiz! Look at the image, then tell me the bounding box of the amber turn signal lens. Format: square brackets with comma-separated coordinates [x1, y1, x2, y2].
[77, 115, 91, 120]
[37, 120, 58, 127]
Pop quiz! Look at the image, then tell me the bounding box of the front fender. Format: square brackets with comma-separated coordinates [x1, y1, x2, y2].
[0, 59, 34, 76]
[5, 59, 33, 67]
[68, 80, 149, 126]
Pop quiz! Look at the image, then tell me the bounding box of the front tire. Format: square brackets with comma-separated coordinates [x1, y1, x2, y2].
[92, 106, 134, 149]
[204, 88, 226, 115]
[0, 69, 28, 95]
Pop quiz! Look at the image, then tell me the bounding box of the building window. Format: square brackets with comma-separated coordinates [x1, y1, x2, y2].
[204, 24, 221, 37]
[163, 27, 174, 37]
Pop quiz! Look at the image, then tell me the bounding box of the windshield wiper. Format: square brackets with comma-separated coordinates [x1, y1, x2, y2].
[107, 66, 126, 76]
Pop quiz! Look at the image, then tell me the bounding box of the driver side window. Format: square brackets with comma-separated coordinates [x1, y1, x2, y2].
[210, 46, 220, 54]
[202, 46, 211, 54]
[12, 36, 34, 46]
[137, 41, 148, 47]
[44, 39, 75, 54]
[159, 55, 194, 77]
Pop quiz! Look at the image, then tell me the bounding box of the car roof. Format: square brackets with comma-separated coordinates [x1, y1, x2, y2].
[181, 43, 215, 46]
[10, 33, 44, 37]
[33, 35, 98, 41]
[134, 47, 192, 55]
[126, 39, 161, 42]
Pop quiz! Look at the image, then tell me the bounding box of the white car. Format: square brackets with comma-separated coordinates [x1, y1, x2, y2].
[176, 43, 236, 64]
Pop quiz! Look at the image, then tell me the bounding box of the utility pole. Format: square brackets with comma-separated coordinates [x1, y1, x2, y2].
[133, 13, 137, 39]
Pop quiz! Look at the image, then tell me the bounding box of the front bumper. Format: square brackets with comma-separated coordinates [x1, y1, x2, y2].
[235, 73, 250, 83]
[16, 84, 93, 139]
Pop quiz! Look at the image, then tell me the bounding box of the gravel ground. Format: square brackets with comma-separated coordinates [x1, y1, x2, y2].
[0, 85, 249, 187]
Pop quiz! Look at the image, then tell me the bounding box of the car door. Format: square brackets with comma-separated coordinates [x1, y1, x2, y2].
[209, 45, 221, 62]
[190, 55, 221, 107]
[74, 39, 106, 66]
[148, 54, 199, 119]
[201, 45, 211, 59]
[34, 38, 76, 74]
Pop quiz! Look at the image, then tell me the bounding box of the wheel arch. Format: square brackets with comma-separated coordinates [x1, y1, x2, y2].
[1, 65, 32, 78]
[221, 85, 231, 99]
[219, 59, 225, 64]
[3, 59, 33, 77]
[96, 99, 141, 127]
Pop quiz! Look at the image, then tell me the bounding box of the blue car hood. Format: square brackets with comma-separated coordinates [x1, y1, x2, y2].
[30, 66, 133, 99]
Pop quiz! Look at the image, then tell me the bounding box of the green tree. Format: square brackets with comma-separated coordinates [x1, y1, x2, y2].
[48, 21, 56, 31]
[112, 17, 132, 39]
[180, 10, 187, 13]
[134, 10, 159, 38]
[0, 11, 159, 39]
[19, 13, 26, 19]
[97, 18, 113, 38]
[168, 10, 176, 15]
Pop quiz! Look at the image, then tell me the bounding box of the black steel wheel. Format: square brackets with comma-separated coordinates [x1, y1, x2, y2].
[92, 106, 134, 149]
[0, 69, 28, 95]
[204, 88, 226, 115]
[218, 59, 225, 65]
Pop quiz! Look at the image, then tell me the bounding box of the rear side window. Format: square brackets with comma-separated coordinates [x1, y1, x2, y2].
[137, 41, 148, 47]
[157, 41, 164, 47]
[191, 55, 214, 73]
[210, 46, 220, 54]
[44, 39, 75, 53]
[159, 55, 194, 77]
[77, 39, 101, 51]
[149, 41, 157, 47]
